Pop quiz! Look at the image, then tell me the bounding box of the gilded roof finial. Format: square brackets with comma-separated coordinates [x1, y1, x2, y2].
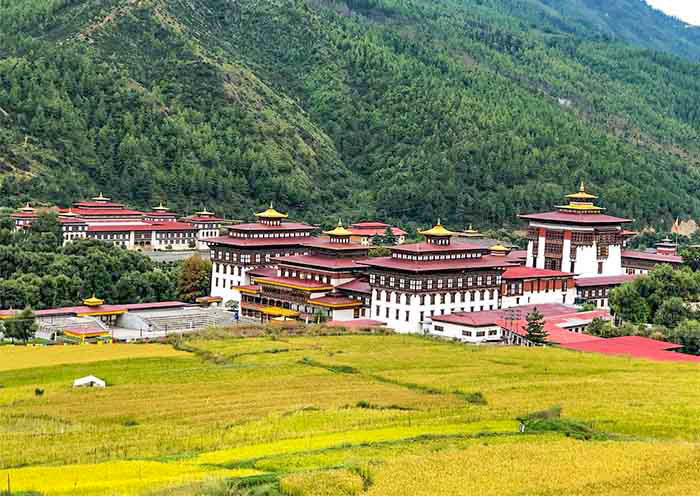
[580, 180, 585, 192]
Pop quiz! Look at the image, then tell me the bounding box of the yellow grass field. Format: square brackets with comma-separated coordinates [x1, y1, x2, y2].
[0, 343, 186, 372]
[1, 333, 700, 495]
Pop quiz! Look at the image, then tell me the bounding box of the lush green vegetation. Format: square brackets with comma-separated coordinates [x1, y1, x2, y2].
[0, 213, 209, 309]
[605, 264, 700, 353]
[2, 0, 700, 230]
[2, 332, 700, 495]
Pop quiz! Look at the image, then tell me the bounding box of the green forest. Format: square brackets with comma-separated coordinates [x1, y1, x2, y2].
[0, 214, 210, 310]
[2, 0, 700, 231]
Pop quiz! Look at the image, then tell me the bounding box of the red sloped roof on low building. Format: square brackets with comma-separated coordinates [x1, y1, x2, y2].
[62, 208, 144, 216]
[561, 336, 700, 362]
[575, 274, 638, 287]
[347, 227, 407, 236]
[502, 266, 573, 279]
[621, 250, 683, 264]
[308, 296, 363, 307]
[255, 276, 333, 290]
[337, 278, 372, 294]
[431, 303, 579, 327]
[183, 216, 225, 222]
[247, 267, 278, 278]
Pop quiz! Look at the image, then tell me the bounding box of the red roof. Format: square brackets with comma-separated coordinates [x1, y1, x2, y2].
[622, 250, 683, 264]
[88, 221, 195, 232]
[72, 201, 125, 208]
[122, 301, 191, 311]
[575, 274, 638, 287]
[350, 221, 389, 228]
[360, 255, 514, 273]
[276, 254, 368, 271]
[502, 266, 572, 279]
[236, 285, 262, 293]
[308, 296, 363, 307]
[304, 239, 369, 251]
[347, 226, 407, 236]
[255, 276, 332, 290]
[229, 222, 314, 232]
[63, 328, 109, 336]
[247, 267, 278, 278]
[1, 301, 190, 318]
[33, 305, 129, 317]
[337, 278, 372, 294]
[184, 216, 225, 222]
[205, 236, 312, 248]
[501, 310, 612, 345]
[431, 303, 580, 327]
[392, 241, 486, 254]
[561, 336, 700, 362]
[61, 208, 144, 216]
[519, 211, 631, 225]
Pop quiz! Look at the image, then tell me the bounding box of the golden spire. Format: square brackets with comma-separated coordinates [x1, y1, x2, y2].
[323, 219, 353, 236]
[419, 220, 457, 237]
[256, 203, 288, 219]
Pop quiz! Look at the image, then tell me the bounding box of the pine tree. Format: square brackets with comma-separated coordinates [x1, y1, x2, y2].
[523, 307, 548, 345]
[383, 226, 396, 245]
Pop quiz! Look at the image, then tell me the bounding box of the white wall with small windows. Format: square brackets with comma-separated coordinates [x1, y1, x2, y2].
[426, 320, 503, 343]
[370, 288, 500, 334]
[501, 285, 576, 308]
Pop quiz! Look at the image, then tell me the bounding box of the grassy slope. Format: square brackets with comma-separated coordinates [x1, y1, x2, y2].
[2, 334, 700, 495]
[3, 0, 700, 227]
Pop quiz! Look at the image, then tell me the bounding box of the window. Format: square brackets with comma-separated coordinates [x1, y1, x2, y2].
[375, 306, 380, 316]
[476, 331, 485, 337]
[385, 308, 390, 318]
[489, 330, 498, 336]
[437, 279, 443, 289]
[370, 274, 376, 284]
[420, 311, 424, 321]
[430, 294, 436, 305]
[462, 330, 472, 337]
[395, 309, 399, 320]
[434, 325, 444, 332]
[427, 279, 433, 290]
[420, 294, 426, 305]
[385, 291, 390, 302]
[440, 294, 446, 304]
[451, 293, 457, 303]
[405, 311, 410, 322]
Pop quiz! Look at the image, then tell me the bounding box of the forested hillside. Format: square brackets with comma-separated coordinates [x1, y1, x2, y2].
[2, 0, 700, 230]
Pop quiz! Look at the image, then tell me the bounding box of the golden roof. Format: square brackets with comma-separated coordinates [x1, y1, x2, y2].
[153, 202, 169, 211]
[323, 219, 353, 236]
[19, 203, 35, 212]
[489, 244, 510, 251]
[195, 207, 215, 216]
[92, 192, 111, 202]
[419, 220, 457, 237]
[566, 181, 598, 200]
[83, 295, 104, 307]
[556, 203, 604, 212]
[255, 202, 288, 219]
[60, 208, 79, 217]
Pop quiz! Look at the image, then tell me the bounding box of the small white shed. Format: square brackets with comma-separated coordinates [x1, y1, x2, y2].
[73, 375, 106, 388]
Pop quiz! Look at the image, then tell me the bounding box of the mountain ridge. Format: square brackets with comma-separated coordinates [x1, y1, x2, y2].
[2, 0, 700, 230]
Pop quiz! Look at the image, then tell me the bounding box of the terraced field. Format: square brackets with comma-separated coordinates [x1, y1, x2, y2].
[1, 334, 700, 495]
